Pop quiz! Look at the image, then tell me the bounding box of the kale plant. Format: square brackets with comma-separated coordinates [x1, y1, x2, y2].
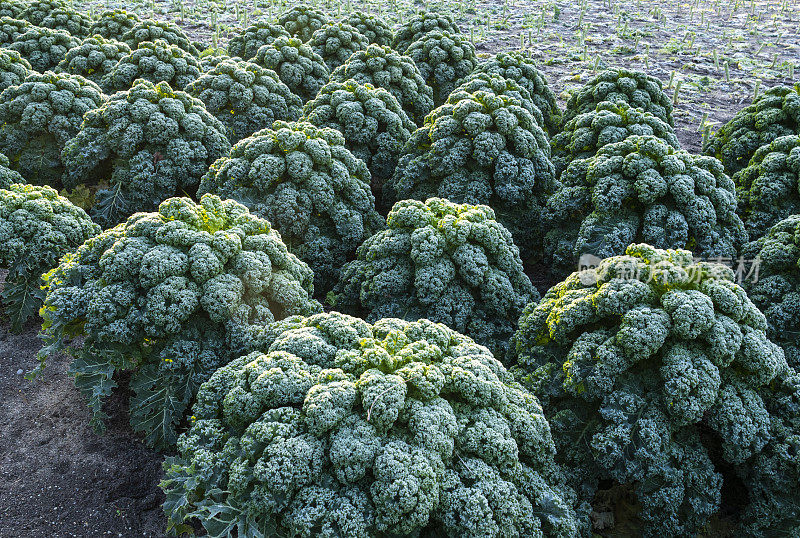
[101, 39, 202, 92]
[6, 26, 80, 72]
[61, 80, 230, 226]
[185, 57, 303, 144]
[226, 21, 290, 61]
[309, 21, 369, 72]
[304, 79, 415, 203]
[392, 11, 460, 53]
[161, 311, 582, 537]
[330, 44, 434, 125]
[0, 71, 104, 186]
[277, 4, 331, 42]
[89, 9, 141, 40]
[388, 86, 556, 260]
[733, 134, 800, 241]
[252, 36, 329, 102]
[200, 120, 382, 294]
[474, 51, 562, 135]
[335, 197, 539, 356]
[36, 194, 321, 449]
[545, 135, 746, 277]
[704, 84, 800, 176]
[562, 69, 674, 127]
[404, 30, 477, 107]
[510, 243, 799, 536]
[0, 183, 99, 331]
[56, 34, 132, 86]
[340, 10, 393, 47]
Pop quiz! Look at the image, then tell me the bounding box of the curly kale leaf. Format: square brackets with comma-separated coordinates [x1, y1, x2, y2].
[329, 43, 433, 125]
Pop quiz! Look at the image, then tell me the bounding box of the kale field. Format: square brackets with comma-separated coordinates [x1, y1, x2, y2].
[0, 0, 798, 536]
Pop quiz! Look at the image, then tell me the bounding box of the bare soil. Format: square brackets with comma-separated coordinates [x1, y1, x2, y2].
[0, 321, 166, 538]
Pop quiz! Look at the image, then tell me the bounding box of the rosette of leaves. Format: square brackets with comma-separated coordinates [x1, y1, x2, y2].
[0, 15, 32, 44]
[330, 44, 433, 125]
[544, 135, 747, 278]
[101, 39, 202, 92]
[404, 30, 477, 106]
[309, 21, 369, 72]
[6, 26, 80, 72]
[0, 71, 104, 186]
[335, 198, 539, 356]
[733, 135, 800, 241]
[340, 10, 393, 47]
[120, 19, 199, 55]
[303, 79, 415, 204]
[35, 194, 321, 449]
[392, 11, 460, 54]
[563, 68, 674, 127]
[20, 0, 91, 37]
[184, 57, 303, 144]
[89, 9, 141, 40]
[55, 34, 132, 86]
[388, 87, 556, 260]
[0, 48, 31, 92]
[161, 311, 583, 537]
[704, 84, 800, 176]
[473, 51, 561, 135]
[0, 0, 25, 18]
[277, 4, 330, 42]
[197, 48, 229, 71]
[199, 120, 383, 294]
[0, 183, 99, 331]
[0, 153, 24, 187]
[550, 100, 680, 177]
[226, 21, 290, 61]
[61, 80, 230, 226]
[741, 215, 800, 369]
[251, 36, 329, 102]
[509, 243, 799, 536]
[457, 72, 546, 131]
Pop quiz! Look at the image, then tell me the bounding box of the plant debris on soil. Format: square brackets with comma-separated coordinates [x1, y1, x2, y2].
[76, 0, 799, 154]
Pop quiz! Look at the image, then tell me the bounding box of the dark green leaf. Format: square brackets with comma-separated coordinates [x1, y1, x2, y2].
[2, 270, 44, 332]
[129, 363, 196, 449]
[91, 182, 129, 228]
[68, 350, 118, 434]
[160, 456, 205, 534]
[197, 496, 277, 538]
